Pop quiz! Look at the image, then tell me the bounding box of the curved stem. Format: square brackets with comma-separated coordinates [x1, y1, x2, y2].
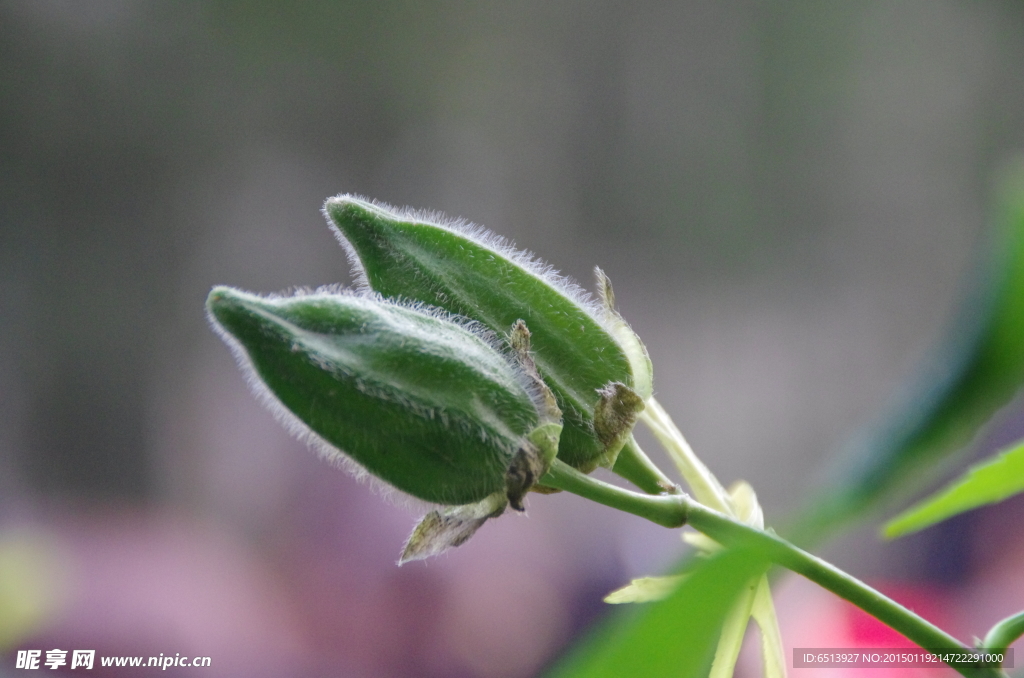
[540, 460, 1002, 678]
[640, 397, 731, 513]
[542, 460, 686, 527]
[983, 610, 1024, 658]
[682, 503, 1000, 677]
[612, 435, 678, 494]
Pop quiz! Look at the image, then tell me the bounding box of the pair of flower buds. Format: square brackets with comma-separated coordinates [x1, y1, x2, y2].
[207, 197, 660, 561]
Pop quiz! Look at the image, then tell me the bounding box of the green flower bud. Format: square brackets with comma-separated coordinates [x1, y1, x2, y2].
[324, 196, 652, 474]
[206, 286, 560, 509]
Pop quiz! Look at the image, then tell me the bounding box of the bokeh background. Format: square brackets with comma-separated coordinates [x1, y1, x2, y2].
[3, 1, 1024, 676]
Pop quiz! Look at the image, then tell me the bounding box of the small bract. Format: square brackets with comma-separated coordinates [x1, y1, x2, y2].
[206, 287, 560, 510]
[324, 195, 652, 476]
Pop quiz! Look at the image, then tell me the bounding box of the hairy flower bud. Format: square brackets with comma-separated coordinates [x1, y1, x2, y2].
[206, 286, 560, 508]
[324, 195, 652, 474]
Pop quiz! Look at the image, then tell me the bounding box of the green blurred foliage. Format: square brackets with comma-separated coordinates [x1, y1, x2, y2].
[547, 548, 768, 678]
[794, 161, 1024, 542]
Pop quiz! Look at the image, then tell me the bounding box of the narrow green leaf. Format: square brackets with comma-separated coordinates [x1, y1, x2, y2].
[795, 161, 1024, 542]
[751, 575, 788, 678]
[324, 196, 652, 476]
[603, 575, 685, 605]
[546, 548, 769, 678]
[709, 577, 758, 678]
[884, 439, 1024, 538]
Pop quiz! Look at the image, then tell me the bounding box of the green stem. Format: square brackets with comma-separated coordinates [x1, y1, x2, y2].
[983, 610, 1024, 659]
[542, 460, 686, 527]
[684, 504, 1004, 678]
[640, 397, 731, 513]
[611, 435, 677, 494]
[540, 460, 1003, 678]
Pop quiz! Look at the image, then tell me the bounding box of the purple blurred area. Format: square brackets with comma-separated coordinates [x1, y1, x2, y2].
[2, 2, 1024, 676]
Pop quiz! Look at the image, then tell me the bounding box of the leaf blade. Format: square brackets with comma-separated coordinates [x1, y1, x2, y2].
[884, 439, 1024, 538]
[603, 576, 685, 605]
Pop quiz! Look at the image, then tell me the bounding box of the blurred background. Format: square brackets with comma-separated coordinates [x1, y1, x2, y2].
[2, 1, 1024, 676]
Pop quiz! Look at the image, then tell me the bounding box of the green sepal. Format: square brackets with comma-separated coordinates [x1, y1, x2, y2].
[595, 267, 653, 400]
[592, 382, 645, 471]
[324, 196, 652, 474]
[399, 421, 564, 563]
[399, 492, 507, 564]
[508, 319, 563, 426]
[206, 286, 550, 506]
[527, 422, 563, 470]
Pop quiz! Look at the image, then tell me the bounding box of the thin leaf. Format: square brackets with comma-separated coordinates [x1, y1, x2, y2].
[603, 576, 685, 605]
[546, 547, 769, 678]
[751, 575, 788, 678]
[709, 577, 758, 678]
[884, 439, 1024, 538]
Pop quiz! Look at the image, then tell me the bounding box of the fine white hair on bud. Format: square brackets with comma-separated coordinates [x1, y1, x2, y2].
[324, 195, 653, 477]
[206, 285, 561, 509]
[324, 193, 610, 329]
